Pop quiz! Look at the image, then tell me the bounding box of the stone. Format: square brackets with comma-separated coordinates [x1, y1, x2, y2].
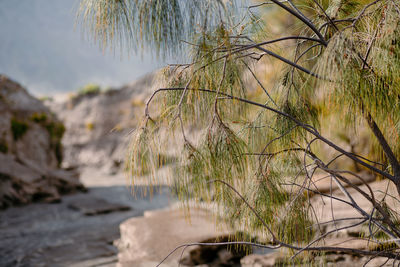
[241, 251, 285, 267]
[45, 73, 160, 174]
[0, 75, 85, 208]
[116, 207, 231, 267]
[180, 235, 250, 266]
[69, 256, 119, 267]
[311, 170, 376, 194]
[68, 197, 131, 216]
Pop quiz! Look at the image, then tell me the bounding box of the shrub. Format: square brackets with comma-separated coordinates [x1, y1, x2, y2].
[45, 122, 66, 166]
[30, 112, 48, 123]
[11, 118, 28, 141]
[85, 122, 95, 131]
[38, 96, 53, 102]
[0, 140, 8, 154]
[77, 83, 101, 96]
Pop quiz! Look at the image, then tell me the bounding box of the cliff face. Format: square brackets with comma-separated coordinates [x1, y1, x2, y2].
[46, 73, 158, 175]
[0, 75, 84, 209]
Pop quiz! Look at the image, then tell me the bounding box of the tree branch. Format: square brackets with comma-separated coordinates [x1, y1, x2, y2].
[146, 87, 395, 181]
[365, 114, 400, 182]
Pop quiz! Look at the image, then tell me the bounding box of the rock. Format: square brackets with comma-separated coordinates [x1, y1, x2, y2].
[69, 255, 119, 267]
[180, 235, 251, 266]
[310, 178, 400, 236]
[315, 253, 395, 267]
[241, 251, 285, 267]
[311, 170, 376, 194]
[68, 197, 131, 216]
[241, 252, 395, 267]
[46, 73, 161, 174]
[115, 207, 231, 266]
[0, 75, 85, 208]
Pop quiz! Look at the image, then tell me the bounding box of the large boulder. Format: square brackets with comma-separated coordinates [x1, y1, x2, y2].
[0, 75, 84, 209]
[115, 206, 231, 267]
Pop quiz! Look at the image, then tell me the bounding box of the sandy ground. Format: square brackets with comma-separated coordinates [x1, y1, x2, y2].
[0, 168, 174, 267]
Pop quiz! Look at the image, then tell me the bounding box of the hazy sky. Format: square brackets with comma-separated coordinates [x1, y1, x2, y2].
[0, 0, 163, 96]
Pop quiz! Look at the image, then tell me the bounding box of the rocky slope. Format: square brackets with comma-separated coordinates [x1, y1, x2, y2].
[46, 73, 159, 175]
[0, 75, 84, 209]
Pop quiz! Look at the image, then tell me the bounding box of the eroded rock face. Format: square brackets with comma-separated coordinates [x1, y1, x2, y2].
[0, 75, 84, 209]
[46, 73, 158, 175]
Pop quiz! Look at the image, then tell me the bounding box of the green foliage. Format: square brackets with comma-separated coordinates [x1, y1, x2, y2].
[45, 122, 65, 142]
[76, 83, 101, 96]
[311, 1, 400, 163]
[54, 142, 63, 167]
[45, 122, 65, 165]
[30, 112, 48, 123]
[121, 0, 324, 245]
[276, 197, 314, 244]
[0, 139, 8, 154]
[11, 118, 28, 141]
[85, 122, 95, 131]
[38, 96, 53, 102]
[33, 116, 66, 166]
[15, 111, 65, 165]
[125, 118, 177, 180]
[69, 84, 102, 106]
[77, 0, 244, 57]
[174, 122, 248, 198]
[81, 0, 400, 260]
